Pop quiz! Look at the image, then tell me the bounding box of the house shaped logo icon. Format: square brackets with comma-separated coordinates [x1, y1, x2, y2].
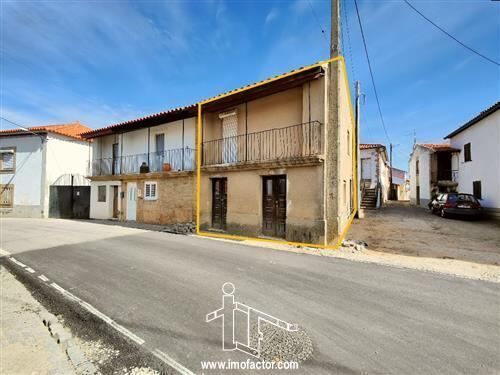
[206, 282, 298, 359]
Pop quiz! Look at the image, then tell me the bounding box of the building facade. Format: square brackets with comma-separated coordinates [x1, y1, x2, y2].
[81, 107, 197, 224]
[408, 143, 460, 207]
[83, 60, 355, 245]
[391, 167, 409, 201]
[198, 62, 354, 245]
[359, 144, 390, 209]
[0, 123, 91, 217]
[445, 102, 500, 218]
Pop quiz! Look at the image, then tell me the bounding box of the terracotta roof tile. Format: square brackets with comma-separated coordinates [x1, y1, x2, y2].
[0, 122, 91, 140]
[360, 143, 385, 150]
[419, 143, 460, 152]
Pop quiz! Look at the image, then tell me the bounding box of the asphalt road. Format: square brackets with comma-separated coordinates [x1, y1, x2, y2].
[1, 218, 499, 374]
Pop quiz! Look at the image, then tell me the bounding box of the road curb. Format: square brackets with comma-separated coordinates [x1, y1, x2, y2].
[41, 312, 99, 374]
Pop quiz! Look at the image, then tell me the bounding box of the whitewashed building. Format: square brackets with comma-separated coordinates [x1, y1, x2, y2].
[445, 102, 500, 218]
[81, 106, 197, 223]
[360, 144, 390, 209]
[0, 123, 91, 217]
[391, 167, 409, 201]
[408, 143, 460, 207]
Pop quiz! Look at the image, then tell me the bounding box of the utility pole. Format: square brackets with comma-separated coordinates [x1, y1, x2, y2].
[355, 81, 361, 217]
[389, 143, 393, 200]
[326, 0, 341, 242]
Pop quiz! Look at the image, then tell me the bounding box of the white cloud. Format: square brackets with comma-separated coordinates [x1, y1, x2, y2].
[265, 8, 279, 24]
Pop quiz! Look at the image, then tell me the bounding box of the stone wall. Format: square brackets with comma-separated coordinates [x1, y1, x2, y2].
[131, 174, 195, 225]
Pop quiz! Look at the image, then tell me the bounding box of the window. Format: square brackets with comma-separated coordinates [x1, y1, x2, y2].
[144, 181, 158, 200]
[343, 180, 347, 206]
[416, 159, 419, 175]
[98, 186, 106, 202]
[0, 148, 15, 172]
[349, 179, 353, 213]
[0, 184, 14, 208]
[473, 181, 482, 199]
[464, 143, 471, 162]
[347, 131, 350, 155]
[155, 133, 165, 152]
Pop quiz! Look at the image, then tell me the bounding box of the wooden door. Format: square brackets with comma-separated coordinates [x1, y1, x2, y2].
[112, 143, 119, 175]
[112, 186, 119, 218]
[212, 178, 227, 230]
[262, 175, 286, 238]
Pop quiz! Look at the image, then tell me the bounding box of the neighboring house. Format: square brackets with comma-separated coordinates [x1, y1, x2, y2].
[359, 144, 390, 209]
[0, 122, 91, 218]
[83, 60, 355, 246]
[408, 143, 460, 207]
[444, 102, 500, 218]
[391, 167, 409, 201]
[81, 106, 197, 223]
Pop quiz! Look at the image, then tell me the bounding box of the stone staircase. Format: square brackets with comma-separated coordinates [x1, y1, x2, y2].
[361, 188, 377, 209]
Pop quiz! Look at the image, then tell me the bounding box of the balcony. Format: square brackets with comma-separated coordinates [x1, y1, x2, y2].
[202, 121, 323, 167]
[433, 168, 459, 188]
[90, 147, 195, 177]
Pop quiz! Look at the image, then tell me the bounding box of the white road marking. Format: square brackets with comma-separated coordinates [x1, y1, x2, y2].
[25, 267, 36, 273]
[50, 283, 145, 345]
[9, 257, 26, 268]
[152, 349, 196, 375]
[38, 275, 49, 282]
[0, 249, 11, 257]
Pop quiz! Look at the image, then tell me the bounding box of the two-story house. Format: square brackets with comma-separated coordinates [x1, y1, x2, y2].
[198, 61, 354, 245]
[0, 122, 91, 217]
[83, 59, 355, 246]
[444, 102, 499, 218]
[81, 106, 197, 224]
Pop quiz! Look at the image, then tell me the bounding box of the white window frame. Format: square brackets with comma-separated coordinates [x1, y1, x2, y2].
[144, 181, 158, 201]
[0, 148, 16, 172]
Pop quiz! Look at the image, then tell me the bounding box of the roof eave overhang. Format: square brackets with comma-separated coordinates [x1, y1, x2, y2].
[82, 106, 197, 139]
[202, 66, 325, 113]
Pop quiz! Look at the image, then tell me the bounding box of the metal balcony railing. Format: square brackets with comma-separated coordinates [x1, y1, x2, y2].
[89, 147, 195, 176]
[202, 121, 323, 167]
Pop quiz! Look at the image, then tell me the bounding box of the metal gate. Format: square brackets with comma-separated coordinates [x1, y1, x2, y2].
[49, 185, 90, 219]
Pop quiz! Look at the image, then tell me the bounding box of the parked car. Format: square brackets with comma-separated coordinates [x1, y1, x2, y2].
[428, 193, 482, 218]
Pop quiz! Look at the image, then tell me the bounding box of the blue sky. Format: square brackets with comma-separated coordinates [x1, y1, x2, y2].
[1, 0, 498, 170]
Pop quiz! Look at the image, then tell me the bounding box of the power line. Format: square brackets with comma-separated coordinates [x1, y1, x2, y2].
[353, 0, 391, 143]
[403, 0, 499, 66]
[0, 116, 45, 140]
[341, 0, 356, 83]
[307, 0, 328, 43]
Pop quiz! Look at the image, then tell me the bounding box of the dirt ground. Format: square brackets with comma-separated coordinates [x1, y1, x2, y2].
[348, 201, 500, 266]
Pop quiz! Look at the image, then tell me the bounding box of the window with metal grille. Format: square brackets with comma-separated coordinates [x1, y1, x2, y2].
[473, 181, 481, 199]
[0, 149, 15, 172]
[98, 186, 106, 202]
[144, 181, 157, 200]
[0, 184, 14, 208]
[464, 143, 472, 162]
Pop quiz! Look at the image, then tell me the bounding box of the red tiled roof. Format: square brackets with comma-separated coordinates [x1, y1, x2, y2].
[419, 143, 460, 152]
[360, 143, 385, 150]
[81, 104, 197, 139]
[0, 122, 91, 141]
